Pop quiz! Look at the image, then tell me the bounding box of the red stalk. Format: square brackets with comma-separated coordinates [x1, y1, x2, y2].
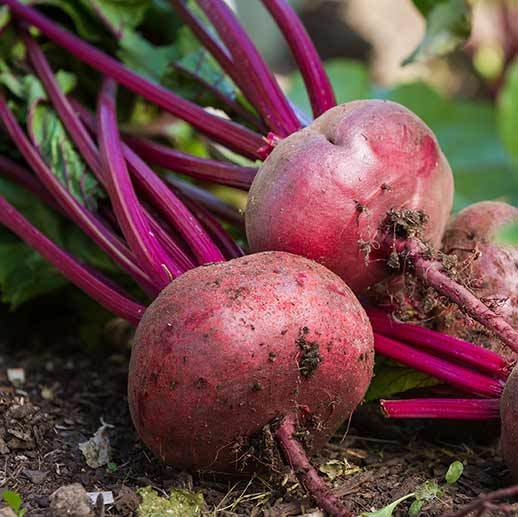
[380, 398, 500, 420]
[0, 194, 145, 324]
[124, 135, 257, 191]
[374, 334, 505, 398]
[0, 93, 156, 294]
[68, 97, 225, 265]
[23, 33, 195, 279]
[4, 0, 266, 159]
[165, 177, 244, 228]
[261, 0, 336, 117]
[195, 0, 301, 136]
[367, 307, 512, 380]
[175, 192, 244, 259]
[97, 79, 177, 286]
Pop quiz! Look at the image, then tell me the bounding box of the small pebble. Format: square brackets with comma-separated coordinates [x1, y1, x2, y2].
[49, 483, 94, 517]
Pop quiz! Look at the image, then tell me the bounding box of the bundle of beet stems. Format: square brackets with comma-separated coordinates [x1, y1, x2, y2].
[1, 1, 518, 515]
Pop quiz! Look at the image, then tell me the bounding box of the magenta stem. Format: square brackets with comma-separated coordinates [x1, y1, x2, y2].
[397, 238, 518, 355]
[169, 0, 236, 82]
[69, 98, 223, 265]
[166, 177, 244, 228]
[374, 334, 505, 398]
[124, 135, 257, 191]
[172, 62, 265, 131]
[367, 307, 512, 380]
[97, 79, 178, 285]
[0, 154, 63, 212]
[275, 414, 352, 517]
[0, 194, 145, 324]
[261, 0, 336, 117]
[124, 146, 225, 264]
[175, 193, 244, 259]
[62, 100, 196, 272]
[195, 0, 301, 137]
[4, 0, 266, 159]
[145, 215, 195, 272]
[170, 0, 281, 135]
[23, 31, 101, 175]
[23, 33, 193, 285]
[380, 398, 500, 420]
[0, 93, 156, 294]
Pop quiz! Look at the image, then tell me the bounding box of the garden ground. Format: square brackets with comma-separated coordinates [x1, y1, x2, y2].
[0, 305, 513, 516]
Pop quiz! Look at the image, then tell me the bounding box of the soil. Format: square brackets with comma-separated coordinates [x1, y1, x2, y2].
[0, 304, 514, 516]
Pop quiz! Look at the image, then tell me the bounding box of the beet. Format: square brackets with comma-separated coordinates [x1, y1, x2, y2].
[437, 201, 518, 359]
[501, 365, 518, 481]
[246, 100, 454, 293]
[128, 251, 374, 472]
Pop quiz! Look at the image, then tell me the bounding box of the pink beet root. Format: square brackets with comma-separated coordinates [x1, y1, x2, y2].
[437, 201, 518, 359]
[128, 251, 374, 472]
[246, 100, 454, 293]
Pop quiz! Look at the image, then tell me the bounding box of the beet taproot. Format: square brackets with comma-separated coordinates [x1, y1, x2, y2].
[246, 99, 454, 293]
[128, 251, 374, 472]
[437, 201, 518, 359]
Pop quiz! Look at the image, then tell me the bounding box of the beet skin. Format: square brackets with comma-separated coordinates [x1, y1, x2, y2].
[128, 251, 374, 472]
[438, 201, 518, 359]
[246, 100, 454, 293]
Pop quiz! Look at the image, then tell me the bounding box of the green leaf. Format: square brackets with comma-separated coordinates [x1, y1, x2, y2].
[365, 356, 438, 402]
[288, 58, 372, 120]
[412, 0, 449, 16]
[0, 62, 76, 108]
[162, 27, 239, 106]
[0, 58, 24, 97]
[66, 229, 118, 273]
[494, 222, 518, 245]
[28, 0, 102, 41]
[0, 178, 115, 310]
[107, 461, 118, 472]
[0, 177, 64, 242]
[137, 486, 204, 517]
[0, 242, 68, 308]
[0, 6, 11, 33]
[385, 82, 518, 210]
[0, 178, 67, 307]
[55, 70, 77, 94]
[498, 62, 518, 169]
[409, 499, 424, 516]
[415, 480, 441, 501]
[2, 490, 22, 512]
[27, 102, 103, 209]
[361, 492, 415, 517]
[21, 0, 151, 41]
[445, 461, 464, 484]
[79, 0, 151, 37]
[117, 29, 177, 82]
[404, 0, 471, 64]
[23, 75, 47, 107]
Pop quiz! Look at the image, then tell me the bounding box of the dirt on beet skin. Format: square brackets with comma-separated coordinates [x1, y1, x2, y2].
[0, 303, 514, 516]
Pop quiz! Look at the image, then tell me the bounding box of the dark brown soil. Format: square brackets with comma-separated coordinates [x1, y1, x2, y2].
[0, 306, 514, 516]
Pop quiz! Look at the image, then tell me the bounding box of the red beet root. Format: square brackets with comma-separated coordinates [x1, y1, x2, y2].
[246, 99, 454, 293]
[438, 201, 518, 359]
[128, 251, 374, 472]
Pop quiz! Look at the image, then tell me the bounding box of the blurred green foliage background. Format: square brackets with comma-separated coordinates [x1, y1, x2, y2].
[0, 0, 517, 348]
